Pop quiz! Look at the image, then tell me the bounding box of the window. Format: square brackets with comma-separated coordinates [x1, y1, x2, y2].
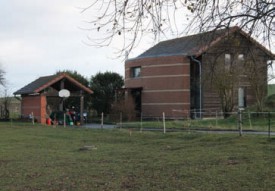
[238, 54, 244, 61]
[225, 54, 231, 70]
[131, 67, 141, 78]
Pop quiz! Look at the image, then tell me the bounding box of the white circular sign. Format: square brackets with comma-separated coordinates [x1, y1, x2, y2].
[59, 89, 70, 98]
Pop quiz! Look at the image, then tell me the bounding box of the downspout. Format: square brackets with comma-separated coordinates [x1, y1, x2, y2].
[190, 56, 202, 119]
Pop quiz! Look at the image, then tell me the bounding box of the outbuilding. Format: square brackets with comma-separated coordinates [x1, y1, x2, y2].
[13, 73, 93, 124]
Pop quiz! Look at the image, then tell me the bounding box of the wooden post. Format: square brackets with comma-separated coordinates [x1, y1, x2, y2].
[80, 94, 84, 125]
[64, 113, 66, 128]
[268, 112, 271, 139]
[140, 112, 143, 133]
[31, 112, 34, 125]
[163, 112, 166, 134]
[59, 80, 65, 111]
[248, 111, 252, 129]
[238, 109, 243, 136]
[101, 112, 104, 129]
[120, 112, 122, 129]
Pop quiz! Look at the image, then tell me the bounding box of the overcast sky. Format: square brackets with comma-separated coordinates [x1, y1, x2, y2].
[0, 0, 148, 95]
[1, 1, 274, 96]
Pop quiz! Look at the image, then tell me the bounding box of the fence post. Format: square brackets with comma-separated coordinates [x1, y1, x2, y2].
[140, 112, 143, 133]
[268, 112, 271, 139]
[31, 112, 34, 125]
[248, 111, 252, 129]
[163, 112, 166, 134]
[120, 112, 122, 129]
[238, 109, 243, 136]
[64, 113, 67, 128]
[101, 112, 104, 129]
[215, 111, 218, 128]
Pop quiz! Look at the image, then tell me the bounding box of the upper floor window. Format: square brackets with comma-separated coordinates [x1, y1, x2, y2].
[131, 67, 141, 78]
[238, 54, 244, 61]
[225, 54, 231, 70]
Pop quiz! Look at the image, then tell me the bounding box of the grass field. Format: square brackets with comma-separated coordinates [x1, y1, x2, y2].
[0, 125, 275, 191]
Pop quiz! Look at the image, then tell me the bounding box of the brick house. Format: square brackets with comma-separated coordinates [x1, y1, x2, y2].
[13, 73, 93, 124]
[125, 27, 275, 118]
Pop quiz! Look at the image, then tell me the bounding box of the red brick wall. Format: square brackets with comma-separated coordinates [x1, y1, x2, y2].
[125, 55, 190, 118]
[40, 95, 47, 124]
[21, 95, 47, 124]
[201, 32, 269, 113]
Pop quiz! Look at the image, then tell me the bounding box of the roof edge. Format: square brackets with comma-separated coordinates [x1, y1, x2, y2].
[127, 53, 188, 62]
[63, 73, 93, 94]
[14, 73, 93, 96]
[35, 73, 94, 94]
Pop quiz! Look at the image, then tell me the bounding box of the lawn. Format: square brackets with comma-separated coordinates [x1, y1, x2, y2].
[0, 125, 274, 191]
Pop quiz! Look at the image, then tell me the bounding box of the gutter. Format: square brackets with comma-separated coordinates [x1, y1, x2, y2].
[190, 56, 202, 119]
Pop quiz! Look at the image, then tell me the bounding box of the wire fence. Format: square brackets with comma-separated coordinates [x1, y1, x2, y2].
[107, 111, 275, 137]
[1, 111, 275, 138]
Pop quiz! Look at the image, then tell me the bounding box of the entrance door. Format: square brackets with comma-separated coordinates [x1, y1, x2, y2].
[131, 88, 142, 115]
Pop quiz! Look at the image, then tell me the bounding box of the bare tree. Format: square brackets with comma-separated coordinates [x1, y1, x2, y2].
[1, 89, 10, 119]
[0, 67, 8, 119]
[111, 95, 136, 121]
[0, 67, 5, 86]
[203, 32, 271, 115]
[243, 48, 269, 112]
[82, 0, 274, 54]
[83, 0, 274, 116]
[203, 46, 244, 117]
[82, 0, 189, 54]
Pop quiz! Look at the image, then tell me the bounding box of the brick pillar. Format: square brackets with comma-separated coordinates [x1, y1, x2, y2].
[40, 95, 47, 124]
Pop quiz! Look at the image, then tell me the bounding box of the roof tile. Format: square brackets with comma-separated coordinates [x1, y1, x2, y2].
[136, 26, 274, 59]
[14, 73, 93, 95]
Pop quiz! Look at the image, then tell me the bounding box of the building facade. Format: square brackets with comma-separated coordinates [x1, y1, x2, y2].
[125, 27, 275, 118]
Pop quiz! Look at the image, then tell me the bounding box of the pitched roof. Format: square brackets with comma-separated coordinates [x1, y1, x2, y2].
[14, 73, 93, 95]
[135, 26, 275, 59]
